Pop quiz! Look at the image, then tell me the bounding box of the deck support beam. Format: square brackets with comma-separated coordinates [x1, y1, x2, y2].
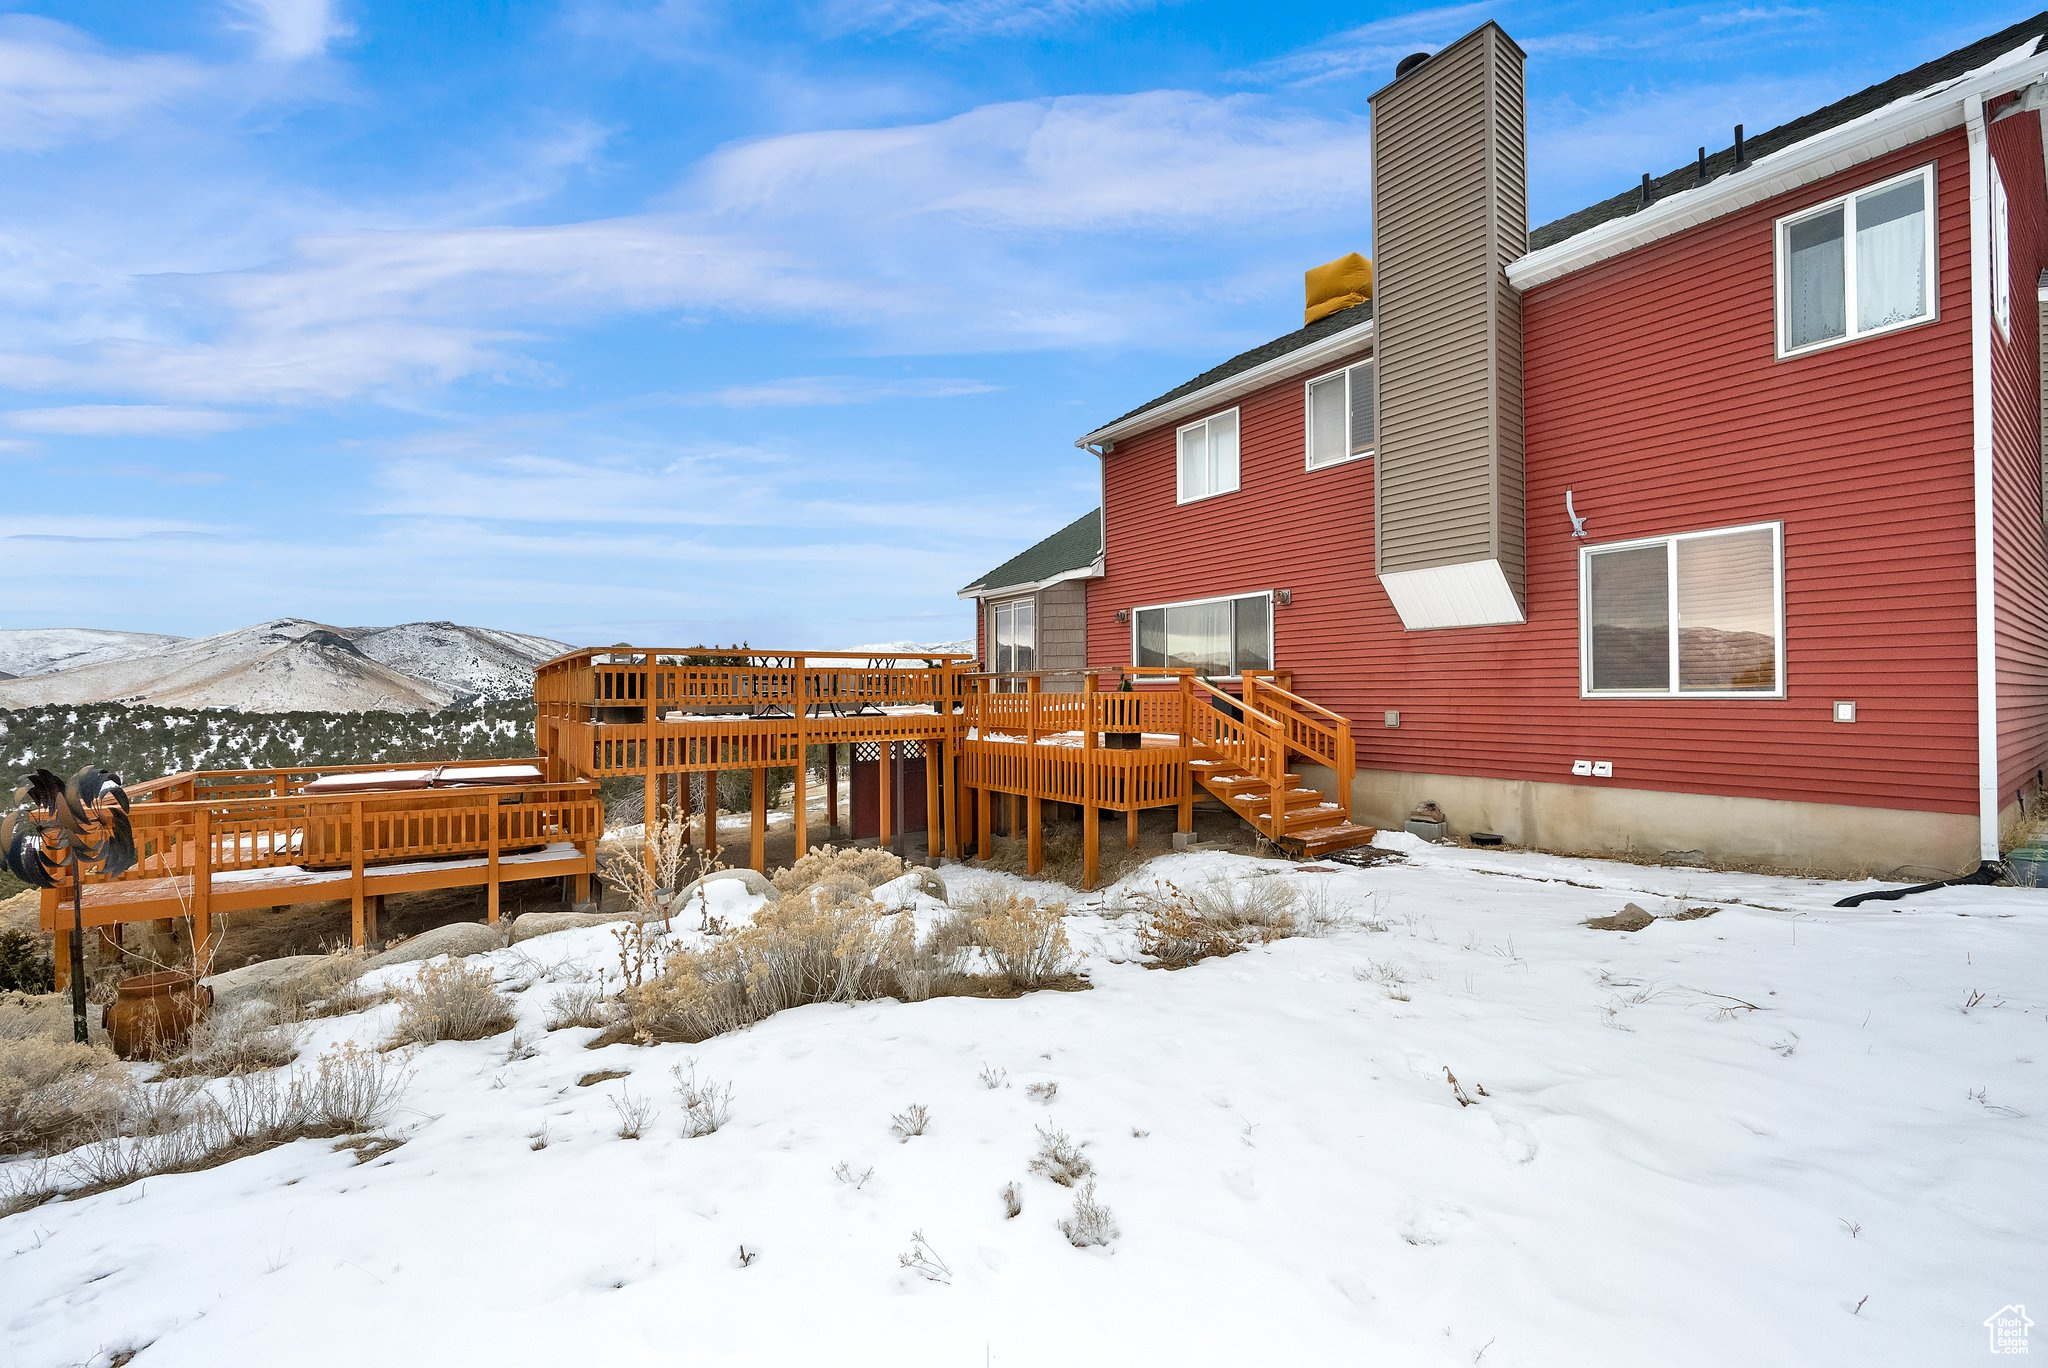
[486, 793, 502, 926]
[924, 742, 941, 862]
[1082, 801, 1099, 890]
[750, 767, 767, 873]
[945, 746, 962, 859]
[350, 799, 367, 948]
[1027, 794, 1043, 876]
[825, 743, 839, 838]
[878, 743, 893, 852]
[977, 785, 992, 861]
[1128, 808, 1140, 850]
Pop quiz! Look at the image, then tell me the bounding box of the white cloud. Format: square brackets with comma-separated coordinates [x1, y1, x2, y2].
[0, 16, 207, 151]
[685, 376, 999, 407]
[225, 0, 352, 62]
[2, 404, 254, 436]
[819, 0, 1155, 40]
[1231, 3, 1492, 88]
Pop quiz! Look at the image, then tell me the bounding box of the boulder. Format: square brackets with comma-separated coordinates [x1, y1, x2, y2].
[203, 954, 330, 1014]
[676, 868, 778, 904]
[365, 920, 505, 969]
[1584, 902, 1656, 933]
[874, 867, 947, 908]
[509, 910, 631, 944]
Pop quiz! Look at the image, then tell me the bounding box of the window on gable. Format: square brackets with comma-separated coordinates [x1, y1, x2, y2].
[1133, 592, 1271, 678]
[1305, 360, 1375, 469]
[1993, 162, 2012, 338]
[1581, 523, 1783, 697]
[1778, 165, 1935, 356]
[1176, 408, 1240, 503]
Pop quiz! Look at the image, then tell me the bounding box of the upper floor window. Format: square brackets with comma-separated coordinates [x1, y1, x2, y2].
[1581, 522, 1783, 698]
[1305, 359, 1375, 469]
[1134, 591, 1271, 678]
[991, 597, 1035, 674]
[1177, 408, 1240, 503]
[1777, 165, 1935, 357]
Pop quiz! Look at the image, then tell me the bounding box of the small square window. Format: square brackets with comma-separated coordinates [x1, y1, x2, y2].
[1176, 408, 1241, 502]
[1305, 360, 1375, 469]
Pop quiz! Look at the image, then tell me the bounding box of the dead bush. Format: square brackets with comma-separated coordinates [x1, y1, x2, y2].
[267, 949, 383, 1022]
[157, 1005, 299, 1078]
[1028, 1124, 1092, 1186]
[672, 1060, 734, 1137]
[545, 982, 611, 1031]
[963, 894, 1078, 988]
[1130, 876, 1301, 969]
[1058, 1181, 1118, 1248]
[0, 1037, 127, 1156]
[388, 961, 515, 1046]
[772, 845, 905, 905]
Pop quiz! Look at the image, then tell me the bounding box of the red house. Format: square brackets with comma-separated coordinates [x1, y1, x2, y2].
[968, 14, 2048, 877]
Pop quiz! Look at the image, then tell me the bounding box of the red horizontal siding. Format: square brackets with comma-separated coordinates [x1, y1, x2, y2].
[1989, 106, 2048, 805]
[1093, 130, 1980, 815]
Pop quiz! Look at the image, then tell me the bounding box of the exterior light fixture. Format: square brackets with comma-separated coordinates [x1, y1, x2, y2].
[1115, 608, 1129, 623]
[1275, 590, 1292, 606]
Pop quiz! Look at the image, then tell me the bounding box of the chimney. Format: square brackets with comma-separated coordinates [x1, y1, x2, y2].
[1368, 22, 1528, 630]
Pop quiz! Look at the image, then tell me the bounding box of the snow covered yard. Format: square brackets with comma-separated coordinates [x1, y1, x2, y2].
[4, 837, 2044, 1367]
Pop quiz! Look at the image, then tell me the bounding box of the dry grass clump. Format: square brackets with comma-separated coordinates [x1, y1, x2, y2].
[545, 982, 612, 1031]
[1028, 1124, 1091, 1186]
[156, 1006, 299, 1078]
[1130, 875, 1308, 969]
[772, 845, 906, 908]
[931, 887, 1080, 990]
[267, 949, 385, 1022]
[388, 961, 515, 1046]
[0, 1037, 127, 1156]
[1058, 1181, 1118, 1248]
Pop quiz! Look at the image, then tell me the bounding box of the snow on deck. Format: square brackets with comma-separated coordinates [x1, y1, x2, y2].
[4, 838, 2044, 1366]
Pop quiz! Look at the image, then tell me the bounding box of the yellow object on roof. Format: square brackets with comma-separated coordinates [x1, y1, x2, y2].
[1304, 253, 1373, 326]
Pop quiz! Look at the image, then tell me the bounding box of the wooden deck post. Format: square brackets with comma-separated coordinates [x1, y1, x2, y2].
[350, 798, 367, 948]
[826, 743, 839, 837]
[977, 783, 992, 861]
[192, 806, 213, 974]
[878, 742, 893, 851]
[1176, 672, 1195, 835]
[642, 765, 659, 876]
[924, 741, 941, 861]
[792, 656, 809, 861]
[702, 777, 718, 861]
[944, 744, 962, 859]
[1027, 792, 1043, 875]
[750, 767, 767, 873]
[486, 792, 502, 926]
[1128, 808, 1140, 850]
[1080, 670, 1098, 889]
[1082, 801, 1099, 890]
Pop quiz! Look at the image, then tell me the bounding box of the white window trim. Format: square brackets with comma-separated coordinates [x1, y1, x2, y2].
[1130, 590, 1274, 681]
[1175, 407, 1241, 505]
[1992, 161, 2012, 339]
[990, 595, 1036, 676]
[1578, 521, 1786, 700]
[1774, 163, 1939, 360]
[1303, 358, 1375, 471]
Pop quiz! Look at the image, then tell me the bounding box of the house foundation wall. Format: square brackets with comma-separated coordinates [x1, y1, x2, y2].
[1295, 765, 1978, 879]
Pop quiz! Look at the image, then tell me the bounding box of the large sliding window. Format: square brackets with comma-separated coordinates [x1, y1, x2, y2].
[991, 597, 1035, 674]
[1133, 592, 1272, 678]
[1581, 523, 1783, 698]
[1176, 408, 1241, 503]
[1305, 359, 1375, 469]
[1776, 165, 1935, 357]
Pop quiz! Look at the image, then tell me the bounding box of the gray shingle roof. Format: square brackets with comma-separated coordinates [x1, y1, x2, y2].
[1530, 11, 2048, 251]
[961, 509, 1102, 596]
[1089, 301, 1374, 437]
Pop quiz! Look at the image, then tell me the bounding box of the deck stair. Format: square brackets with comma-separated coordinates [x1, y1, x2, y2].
[1187, 675, 1377, 857]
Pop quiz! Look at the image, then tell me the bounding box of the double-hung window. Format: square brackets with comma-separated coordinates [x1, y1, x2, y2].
[991, 598, 1035, 675]
[1305, 359, 1375, 469]
[1176, 408, 1240, 503]
[1133, 592, 1272, 678]
[1777, 165, 1936, 356]
[1581, 523, 1784, 698]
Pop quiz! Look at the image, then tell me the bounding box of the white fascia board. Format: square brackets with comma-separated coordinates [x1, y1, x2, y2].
[1075, 318, 1375, 449]
[955, 558, 1104, 601]
[1510, 43, 2048, 292]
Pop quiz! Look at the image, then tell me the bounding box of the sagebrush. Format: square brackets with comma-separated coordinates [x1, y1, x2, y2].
[389, 961, 515, 1045]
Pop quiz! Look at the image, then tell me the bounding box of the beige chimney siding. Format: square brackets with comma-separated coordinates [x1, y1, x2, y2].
[1368, 22, 1529, 628]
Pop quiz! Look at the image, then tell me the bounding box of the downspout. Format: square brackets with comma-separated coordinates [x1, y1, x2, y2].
[1084, 442, 1109, 566]
[1966, 94, 2003, 865]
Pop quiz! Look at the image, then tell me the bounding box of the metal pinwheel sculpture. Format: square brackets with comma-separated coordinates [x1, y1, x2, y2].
[1, 768, 137, 1043]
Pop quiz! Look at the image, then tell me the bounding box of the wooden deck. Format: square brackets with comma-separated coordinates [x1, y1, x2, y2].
[46, 760, 601, 985]
[533, 649, 1375, 889]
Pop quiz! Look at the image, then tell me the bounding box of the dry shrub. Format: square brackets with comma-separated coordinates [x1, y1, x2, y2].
[545, 982, 611, 1031]
[157, 1005, 299, 1078]
[963, 894, 1077, 988]
[601, 814, 693, 924]
[1131, 875, 1302, 969]
[0, 1038, 127, 1156]
[1058, 1181, 1118, 1248]
[772, 845, 905, 906]
[268, 949, 384, 1022]
[389, 961, 515, 1046]
[1028, 1124, 1091, 1186]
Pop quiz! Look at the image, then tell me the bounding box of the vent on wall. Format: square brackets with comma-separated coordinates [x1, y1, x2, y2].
[1368, 22, 1528, 630]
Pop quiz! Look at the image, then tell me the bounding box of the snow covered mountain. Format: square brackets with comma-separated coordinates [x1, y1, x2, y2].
[0, 628, 185, 679]
[0, 619, 568, 713]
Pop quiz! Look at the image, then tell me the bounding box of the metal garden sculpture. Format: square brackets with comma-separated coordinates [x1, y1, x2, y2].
[1, 768, 137, 1043]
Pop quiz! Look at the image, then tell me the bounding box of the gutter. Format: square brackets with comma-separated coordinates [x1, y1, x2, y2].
[1966, 93, 2003, 862]
[1074, 317, 1375, 449]
[954, 560, 1104, 602]
[1511, 45, 2048, 291]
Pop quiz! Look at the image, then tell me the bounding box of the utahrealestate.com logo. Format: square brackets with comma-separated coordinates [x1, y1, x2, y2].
[1985, 1305, 2034, 1355]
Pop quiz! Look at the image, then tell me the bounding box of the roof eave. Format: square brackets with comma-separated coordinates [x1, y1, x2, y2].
[1510, 48, 2048, 291]
[955, 559, 1105, 601]
[1074, 317, 1376, 450]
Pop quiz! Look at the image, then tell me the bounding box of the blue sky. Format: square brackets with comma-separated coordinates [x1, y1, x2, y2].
[0, 0, 2028, 647]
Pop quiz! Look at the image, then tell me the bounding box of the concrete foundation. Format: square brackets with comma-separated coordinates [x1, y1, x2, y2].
[1296, 765, 1978, 879]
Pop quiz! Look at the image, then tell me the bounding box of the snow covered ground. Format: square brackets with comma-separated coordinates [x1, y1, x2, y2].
[4, 837, 2044, 1366]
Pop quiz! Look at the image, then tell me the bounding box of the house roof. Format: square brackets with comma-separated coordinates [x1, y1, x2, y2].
[1085, 301, 1374, 439]
[1529, 11, 2048, 251]
[959, 509, 1102, 598]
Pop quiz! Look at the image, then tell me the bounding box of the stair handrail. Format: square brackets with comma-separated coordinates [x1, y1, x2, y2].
[1241, 675, 1355, 824]
[1184, 676, 1294, 836]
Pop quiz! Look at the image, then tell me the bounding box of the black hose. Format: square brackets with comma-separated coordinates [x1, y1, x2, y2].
[1834, 860, 2007, 907]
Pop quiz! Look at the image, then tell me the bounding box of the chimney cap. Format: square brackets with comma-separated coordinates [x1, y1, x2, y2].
[1395, 51, 1431, 79]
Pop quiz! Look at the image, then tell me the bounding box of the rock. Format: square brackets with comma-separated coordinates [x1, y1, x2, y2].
[508, 910, 630, 944]
[676, 868, 778, 904]
[1672, 905, 1720, 922]
[203, 954, 330, 1014]
[873, 867, 947, 908]
[365, 920, 505, 969]
[1585, 902, 1656, 933]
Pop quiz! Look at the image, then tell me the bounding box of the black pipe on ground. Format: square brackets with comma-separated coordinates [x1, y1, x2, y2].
[1834, 861, 2007, 907]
